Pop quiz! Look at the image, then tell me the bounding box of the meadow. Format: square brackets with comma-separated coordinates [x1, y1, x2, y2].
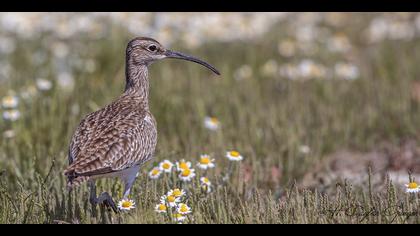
[0, 13, 419, 224]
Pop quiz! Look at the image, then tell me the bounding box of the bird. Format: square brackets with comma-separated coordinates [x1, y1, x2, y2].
[64, 37, 220, 212]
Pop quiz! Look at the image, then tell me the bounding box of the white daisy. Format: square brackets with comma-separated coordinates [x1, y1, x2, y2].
[405, 182, 420, 193]
[155, 203, 167, 214]
[159, 160, 174, 173]
[233, 64, 253, 81]
[178, 168, 196, 182]
[203, 116, 220, 131]
[176, 203, 192, 215]
[167, 188, 186, 199]
[148, 167, 162, 179]
[200, 177, 212, 193]
[1, 95, 19, 109]
[297, 59, 328, 79]
[197, 154, 215, 170]
[200, 177, 211, 186]
[226, 150, 243, 161]
[117, 199, 136, 211]
[57, 72, 75, 90]
[172, 213, 187, 223]
[327, 34, 352, 53]
[334, 62, 359, 80]
[36, 78, 53, 91]
[3, 129, 15, 139]
[3, 110, 20, 121]
[176, 159, 192, 172]
[299, 145, 311, 154]
[161, 194, 181, 208]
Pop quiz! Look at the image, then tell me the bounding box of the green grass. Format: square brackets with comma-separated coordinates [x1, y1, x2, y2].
[1, 16, 420, 224]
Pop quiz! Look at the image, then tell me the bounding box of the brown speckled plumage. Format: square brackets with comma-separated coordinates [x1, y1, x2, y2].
[65, 38, 158, 188]
[66, 92, 157, 181]
[64, 37, 220, 210]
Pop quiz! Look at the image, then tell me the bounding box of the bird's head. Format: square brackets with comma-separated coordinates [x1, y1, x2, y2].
[126, 37, 220, 75]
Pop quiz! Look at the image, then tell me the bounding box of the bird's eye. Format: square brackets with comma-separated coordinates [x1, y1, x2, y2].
[148, 45, 157, 52]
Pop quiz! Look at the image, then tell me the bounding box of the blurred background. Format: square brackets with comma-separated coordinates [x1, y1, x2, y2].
[1, 12, 420, 196]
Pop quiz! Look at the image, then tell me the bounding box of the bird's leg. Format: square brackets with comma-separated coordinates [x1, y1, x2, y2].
[88, 180, 99, 217]
[88, 180, 97, 206]
[88, 180, 118, 213]
[122, 166, 141, 199]
[122, 174, 137, 199]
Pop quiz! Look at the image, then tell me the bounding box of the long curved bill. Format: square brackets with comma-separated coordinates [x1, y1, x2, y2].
[164, 50, 221, 75]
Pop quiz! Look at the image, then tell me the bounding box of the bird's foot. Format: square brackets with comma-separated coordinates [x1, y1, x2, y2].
[91, 192, 119, 213]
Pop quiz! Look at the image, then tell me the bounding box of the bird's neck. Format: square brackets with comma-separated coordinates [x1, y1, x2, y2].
[124, 63, 150, 108]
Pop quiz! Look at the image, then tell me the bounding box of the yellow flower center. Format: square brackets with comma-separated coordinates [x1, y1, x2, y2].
[408, 182, 418, 189]
[173, 213, 183, 219]
[181, 169, 191, 177]
[179, 204, 189, 213]
[173, 189, 182, 197]
[179, 162, 189, 170]
[202, 177, 209, 183]
[200, 157, 210, 165]
[162, 163, 171, 169]
[151, 169, 160, 175]
[158, 204, 167, 211]
[167, 195, 176, 202]
[210, 117, 218, 123]
[122, 201, 132, 208]
[3, 96, 15, 105]
[230, 151, 240, 157]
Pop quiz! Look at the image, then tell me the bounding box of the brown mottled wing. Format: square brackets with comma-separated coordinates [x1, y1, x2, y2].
[66, 102, 157, 178]
[68, 103, 122, 166]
